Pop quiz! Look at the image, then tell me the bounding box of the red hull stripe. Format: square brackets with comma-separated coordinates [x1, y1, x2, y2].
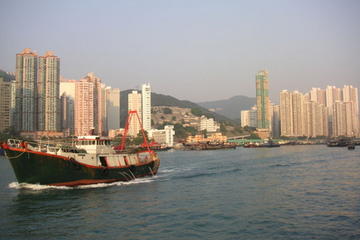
[49, 179, 119, 187]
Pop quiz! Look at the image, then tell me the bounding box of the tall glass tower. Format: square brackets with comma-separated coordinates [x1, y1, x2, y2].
[256, 70, 270, 129]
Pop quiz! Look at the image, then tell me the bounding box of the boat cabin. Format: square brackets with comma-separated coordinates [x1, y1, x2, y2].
[75, 136, 115, 154]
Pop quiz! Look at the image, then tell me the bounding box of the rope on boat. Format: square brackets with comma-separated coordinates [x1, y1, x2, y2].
[128, 169, 136, 179]
[148, 167, 154, 177]
[5, 150, 26, 159]
[123, 172, 134, 180]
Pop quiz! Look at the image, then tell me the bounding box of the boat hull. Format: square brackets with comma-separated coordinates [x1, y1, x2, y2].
[3, 147, 160, 187]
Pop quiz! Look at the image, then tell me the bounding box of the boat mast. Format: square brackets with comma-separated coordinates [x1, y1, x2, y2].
[116, 110, 151, 151]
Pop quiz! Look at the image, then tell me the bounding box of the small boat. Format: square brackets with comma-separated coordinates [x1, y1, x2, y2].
[243, 143, 258, 148]
[348, 144, 355, 150]
[183, 142, 236, 151]
[243, 139, 280, 148]
[327, 138, 350, 147]
[0, 111, 160, 187]
[258, 140, 280, 148]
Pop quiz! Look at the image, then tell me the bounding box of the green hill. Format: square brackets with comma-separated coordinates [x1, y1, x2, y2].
[120, 90, 234, 127]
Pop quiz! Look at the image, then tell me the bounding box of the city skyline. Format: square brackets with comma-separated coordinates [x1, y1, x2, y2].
[1, 0, 359, 102]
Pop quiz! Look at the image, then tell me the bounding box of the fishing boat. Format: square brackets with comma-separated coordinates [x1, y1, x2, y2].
[0, 111, 160, 187]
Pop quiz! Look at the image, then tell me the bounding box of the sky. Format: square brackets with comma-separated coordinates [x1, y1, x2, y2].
[0, 0, 359, 103]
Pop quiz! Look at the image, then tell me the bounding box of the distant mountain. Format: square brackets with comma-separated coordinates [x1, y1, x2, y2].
[120, 90, 234, 127]
[198, 95, 256, 120]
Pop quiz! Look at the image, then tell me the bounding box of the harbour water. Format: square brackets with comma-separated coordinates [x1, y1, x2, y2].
[1, 145, 360, 240]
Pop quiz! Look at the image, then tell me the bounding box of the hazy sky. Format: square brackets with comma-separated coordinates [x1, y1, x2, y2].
[0, 0, 359, 103]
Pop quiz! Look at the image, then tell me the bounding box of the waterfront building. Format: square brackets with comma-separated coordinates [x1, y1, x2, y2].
[280, 90, 292, 137]
[325, 85, 342, 136]
[106, 87, 121, 131]
[343, 85, 359, 136]
[186, 133, 227, 143]
[148, 125, 175, 147]
[128, 90, 142, 137]
[100, 83, 107, 134]
[38, 51, 60, 131]
[310, 88, 326, 105]
[142, 83, 151, 132]
[241, 106, 257, 128]
[240, 110, 250, 128]
[325, 86, 342, 107]
[199, 115, 220, 133]
[255, 70, 270, 129]
[332, 101, 347, 137]
[15, 48, 38, 131]
[74, 78, 95, 136]
[271, 104, 280, 138]
[280, 90, 327, 138]
[87, 73, 105, 135]
[0, 77, 12, 132]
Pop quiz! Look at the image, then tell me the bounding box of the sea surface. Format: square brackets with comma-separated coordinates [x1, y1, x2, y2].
[1, 145, 360, 240]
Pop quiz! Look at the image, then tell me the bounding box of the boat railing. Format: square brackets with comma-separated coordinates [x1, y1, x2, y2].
[7, 139, 23, 148]
[6, 138, 82, 154]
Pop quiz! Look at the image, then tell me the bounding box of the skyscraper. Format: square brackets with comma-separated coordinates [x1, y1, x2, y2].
[106, 87, 121, 131]
[84, 73, 104, 135]
[343, 85, 359, 136]
[128, 90, 142, 137]
[60, 78, 77, 135]
[38, 51, 60, 131]
[0, 75, 12, 132]
[142, 83, 151, 132]
[75, 78, 95, 136]
[15, 48, 38, 131]
[256, 70, 270, 129]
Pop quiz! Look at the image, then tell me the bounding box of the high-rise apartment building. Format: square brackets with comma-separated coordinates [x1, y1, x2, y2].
[310, 88, 326, 105]
[75, 78, 95, 136]
[74, 73, 106, 136]
[38, 51, 60, 131]
[256, 70, 270, 129]
[280, 90, 327, 138]
[85, 73, 105, 135]
[128, 90, 142, 137]
[15, 48, 38, 131]
[0, 76, 12, 132]
[240, 106, 257, 128]
[60, 78, 76, 135]
[343, 85, 359, 136]
[142, 83, 151, 132]
[106, 87, 121, 131]
[271, 104, 281, 138]
[279, 85, 358, 138]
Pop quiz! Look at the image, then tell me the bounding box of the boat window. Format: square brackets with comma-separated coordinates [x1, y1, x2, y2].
[99, 156, 108, 167]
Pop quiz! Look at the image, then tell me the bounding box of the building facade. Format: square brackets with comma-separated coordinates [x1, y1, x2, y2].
[15, 48, 38, 131]
[106, 87, 121, 131]
[38, 51, 60, 131]
[141, 83, 151, 132]
[60, 78, 76, 135]
[128, 90, 142, 137]
[74, 78, 95, 136]
[256, 70, 270, 129]
[0, 77, 12, 132]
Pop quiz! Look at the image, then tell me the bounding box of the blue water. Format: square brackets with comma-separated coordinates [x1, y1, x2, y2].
[1, 145, 360, 240]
